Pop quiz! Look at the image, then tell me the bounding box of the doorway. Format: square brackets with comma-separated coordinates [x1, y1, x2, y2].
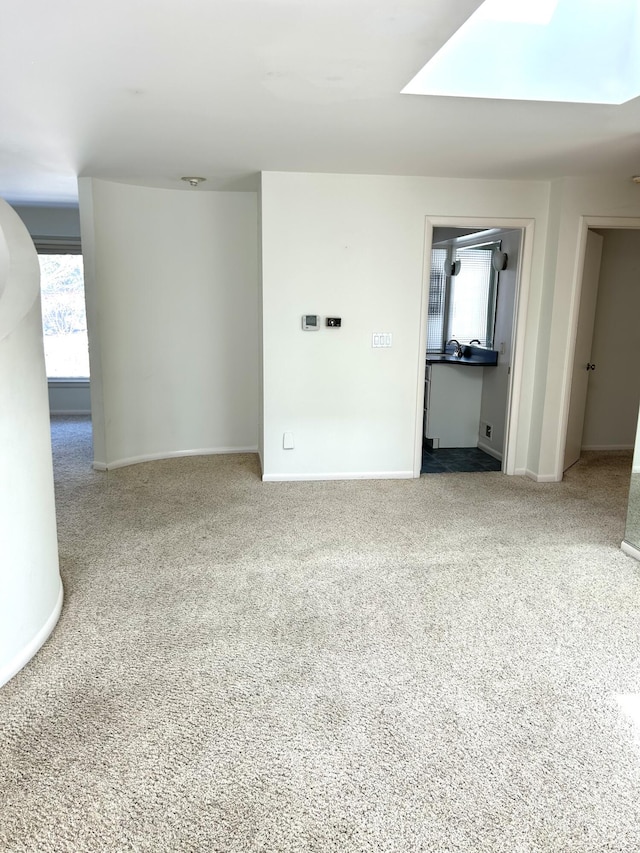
[563, 225, 640, 472]
[415, 218, 533, 478]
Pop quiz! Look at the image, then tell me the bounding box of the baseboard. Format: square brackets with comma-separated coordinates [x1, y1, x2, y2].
[93, 446, 259, 471]
[477, 440, 503, 461]
[582, 444, 634, 451]
[50, 409, 91, 416]
[525, 469, 562, 483]
[262, 470, 414, 482]
[0, 577, 64, 688]
[621, 540, 640, 562]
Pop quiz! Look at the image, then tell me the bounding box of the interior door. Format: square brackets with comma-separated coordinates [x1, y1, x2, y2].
[563, 229, 603, 471]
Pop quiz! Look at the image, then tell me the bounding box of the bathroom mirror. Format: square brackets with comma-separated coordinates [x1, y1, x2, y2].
[429, 228, 502, 352]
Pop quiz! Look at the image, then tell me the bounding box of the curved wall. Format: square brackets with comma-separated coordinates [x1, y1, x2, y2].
[0, 200, 62, 687]
[78, 178, 259, 470]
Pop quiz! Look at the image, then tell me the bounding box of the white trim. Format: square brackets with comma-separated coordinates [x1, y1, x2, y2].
[525, 468, 562, 483]
[263, 470, 414, 482]
[554, 216, 640, 481]
[477, 439, 503, 461]
[93, 446, 259, 471]
[0, 578, 63, 688]
[514, 467, 527, 476]
[48, 379, 90, 386]
[50, 409, 91, 415]
[621, 539, 640, 562]
[581, 444, 634, 451]
[414, 217, 535, 479]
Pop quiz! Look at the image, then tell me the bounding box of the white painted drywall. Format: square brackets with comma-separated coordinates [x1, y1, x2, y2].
[260, 172, 550, 480]
[257, 179, 265, 473]
[581, 229, 640, 449]
[79, 179, 259, 468]
[0, 200, 62, 687]
[11, 204, 81, 240]
[633, 410, 640, 475]
[478, 229, 521, 459]
[48, 381, 91, 414]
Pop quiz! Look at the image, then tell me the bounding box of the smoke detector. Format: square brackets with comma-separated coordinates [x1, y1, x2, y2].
[181, 176, 206, 187]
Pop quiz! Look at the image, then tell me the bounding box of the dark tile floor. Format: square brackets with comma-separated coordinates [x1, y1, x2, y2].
[421, 444, 502, 474]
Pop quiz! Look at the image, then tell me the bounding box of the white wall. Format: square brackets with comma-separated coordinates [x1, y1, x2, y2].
[0, 200, 62, 686]
[260, 172, 550, 481]
[478, 229, 521, 459]
[47, 381, 91, 414]
[581, 229, 640, 449]
[79, 179, 259, 469]
[257, 179, 265, 471]
[11, 204, 81, 240]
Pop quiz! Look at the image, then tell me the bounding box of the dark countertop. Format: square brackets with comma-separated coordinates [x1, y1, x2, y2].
[426, 345, 498, 367]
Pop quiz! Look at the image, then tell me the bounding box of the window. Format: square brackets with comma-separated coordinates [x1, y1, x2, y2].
[427, 242, 499, 352]
[403, 0, 640, 106]
[37, 242, 89, 379]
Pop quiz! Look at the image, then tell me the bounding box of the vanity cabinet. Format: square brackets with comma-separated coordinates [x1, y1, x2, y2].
[424, 363, 484, 448]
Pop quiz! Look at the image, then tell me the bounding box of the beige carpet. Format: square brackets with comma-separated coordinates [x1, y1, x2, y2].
[2, 417, 640, 852]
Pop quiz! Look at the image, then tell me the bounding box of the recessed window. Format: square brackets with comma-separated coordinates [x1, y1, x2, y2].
[403, 0, 640, 105]
[37, 243, 89, 379]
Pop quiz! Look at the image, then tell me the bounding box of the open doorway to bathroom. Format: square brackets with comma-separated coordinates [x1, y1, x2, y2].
[414, 219, 531, 478]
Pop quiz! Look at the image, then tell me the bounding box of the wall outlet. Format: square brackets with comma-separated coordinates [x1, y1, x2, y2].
[485, 423, 493, 440]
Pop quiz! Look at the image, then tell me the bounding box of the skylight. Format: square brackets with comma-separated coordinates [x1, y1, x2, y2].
[403, 0, 640, 105]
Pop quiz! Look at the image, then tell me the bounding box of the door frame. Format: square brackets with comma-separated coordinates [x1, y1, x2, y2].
[555, 216, 640, 480]
[414, 216, 536, 478]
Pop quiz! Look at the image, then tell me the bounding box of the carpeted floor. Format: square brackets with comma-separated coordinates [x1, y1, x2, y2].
[2, 416, 640, 852]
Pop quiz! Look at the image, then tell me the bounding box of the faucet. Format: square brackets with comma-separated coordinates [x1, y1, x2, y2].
[469, 339, 481, 346]
[447, 338, 463, 357]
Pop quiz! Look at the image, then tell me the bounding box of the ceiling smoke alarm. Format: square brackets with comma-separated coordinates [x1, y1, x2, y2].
[181, 176, 206, 187]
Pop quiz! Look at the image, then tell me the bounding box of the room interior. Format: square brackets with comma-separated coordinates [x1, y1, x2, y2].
[3, 0, 640, 849]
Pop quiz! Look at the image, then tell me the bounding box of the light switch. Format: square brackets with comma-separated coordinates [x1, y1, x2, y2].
[283, 432, 295, 450]
[372, 332, 393, 348]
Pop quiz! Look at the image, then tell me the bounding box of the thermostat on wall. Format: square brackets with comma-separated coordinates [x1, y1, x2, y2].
[302, 314, 320, 330]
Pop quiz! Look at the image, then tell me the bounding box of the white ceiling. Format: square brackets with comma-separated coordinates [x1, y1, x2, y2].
[3, 0, 640, 205]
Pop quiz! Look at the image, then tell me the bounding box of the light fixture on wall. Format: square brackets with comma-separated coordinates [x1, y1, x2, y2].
[492, 249, 508, 271]
[632, 175, 640, 184]
[181, 176, 206, 187]
[444, 259, 461, 276]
